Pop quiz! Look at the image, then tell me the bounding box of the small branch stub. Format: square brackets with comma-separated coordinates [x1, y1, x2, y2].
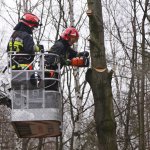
[87, 1, 93, 16]
[86, 9, 93, 16]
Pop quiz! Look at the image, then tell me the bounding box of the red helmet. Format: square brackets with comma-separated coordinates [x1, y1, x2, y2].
[61, 27, 79, 41]
[19, 13, 40, 28]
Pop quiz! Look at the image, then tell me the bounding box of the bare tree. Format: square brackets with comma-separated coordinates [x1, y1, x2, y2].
[86, 0, 118, 149]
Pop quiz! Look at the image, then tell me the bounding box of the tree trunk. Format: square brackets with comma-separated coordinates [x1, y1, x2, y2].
[86, 0, 118, 149]
[22, 138, 30, 150]
[69, 0, 83, 149]
[138, 1, 149, 149]
[37, 138, 43, 150]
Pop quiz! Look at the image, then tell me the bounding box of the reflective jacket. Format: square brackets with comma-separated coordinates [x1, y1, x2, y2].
[7, 31, 35, 53]
[7, 30, 35, 64]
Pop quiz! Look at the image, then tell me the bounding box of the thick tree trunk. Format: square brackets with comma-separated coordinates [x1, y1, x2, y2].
[138, 1, 150, 149]
[86, 0, 118, 149]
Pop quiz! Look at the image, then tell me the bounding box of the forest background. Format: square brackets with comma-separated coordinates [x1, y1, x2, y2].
[0, 0, 150, 150]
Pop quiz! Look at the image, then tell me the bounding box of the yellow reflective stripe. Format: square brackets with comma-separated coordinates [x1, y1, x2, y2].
[8, 42, 13, 51]
[19, 64, 28, 67]
[11, 64, 28, 69]
[9, 41, 23, 52]
[11, 65, 17, 69]
[9, 41, 23, 46]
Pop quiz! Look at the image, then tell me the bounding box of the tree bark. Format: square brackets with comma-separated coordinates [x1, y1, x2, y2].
[86, 0, 118, 149]
[138, 1, 149, 149]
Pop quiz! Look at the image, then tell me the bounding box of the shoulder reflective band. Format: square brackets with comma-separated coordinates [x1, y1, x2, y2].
[9, 41, 23, 52]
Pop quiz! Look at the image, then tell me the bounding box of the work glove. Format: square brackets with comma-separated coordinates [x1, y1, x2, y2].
[78, 51, 89, 57]
[65, 59, 71, 66]
[34, 44, 44, 52]
[83, 57, 89, 67]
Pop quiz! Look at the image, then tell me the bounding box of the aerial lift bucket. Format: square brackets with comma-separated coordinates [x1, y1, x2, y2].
[10, 53, 62, 138]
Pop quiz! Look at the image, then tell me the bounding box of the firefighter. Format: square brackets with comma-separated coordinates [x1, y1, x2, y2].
[48, 26, 89, 68]
[7, 13, 43, 70]
[44, 26, 89, 91]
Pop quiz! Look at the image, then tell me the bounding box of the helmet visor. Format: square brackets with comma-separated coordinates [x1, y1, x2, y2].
[20, 18, 42, 28]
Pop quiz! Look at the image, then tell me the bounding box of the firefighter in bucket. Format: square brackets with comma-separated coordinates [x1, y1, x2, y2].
[44, 27, 89, 91]
[7, 13, 43, 70]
